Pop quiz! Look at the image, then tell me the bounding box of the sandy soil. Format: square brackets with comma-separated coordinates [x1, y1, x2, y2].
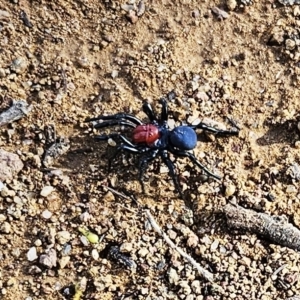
[1, 0, 300, 299]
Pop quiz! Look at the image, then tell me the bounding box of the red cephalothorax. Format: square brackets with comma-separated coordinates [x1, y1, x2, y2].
[132, 124, 160, 145]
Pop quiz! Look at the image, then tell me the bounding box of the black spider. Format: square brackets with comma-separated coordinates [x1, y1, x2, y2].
[85, 98, 239, 198]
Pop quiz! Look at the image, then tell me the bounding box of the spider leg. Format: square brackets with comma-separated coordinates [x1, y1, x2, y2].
[160, 150, 183, 199]
[170, 149, 221, 180]
[85, 113, 143, 125]
[160, 98, 168, 123]
[138, 149, 159, 193]
[190, 122, 239, 137]
[142, 102, 157, 122]
[93, 120, 137, 129]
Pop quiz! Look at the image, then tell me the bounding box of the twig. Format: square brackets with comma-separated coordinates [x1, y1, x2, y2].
[272, 264, 287, 277]
[145, 209, 214, 282]
[105, 186, 141, 207]
[105, 186, 131, 200]
[116, 203, 136, 213]
[224, 203, 300, 251]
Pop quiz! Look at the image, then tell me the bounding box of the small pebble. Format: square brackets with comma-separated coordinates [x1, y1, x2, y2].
[137, 0, 146, 17]
[211, 7, 229, 20]
[138, 248, 149, 257]
[62, 244, 72, 256]
[0, 222, 11, 234]
[80, 236, 90, 246]
[227, 0, 237, 10]
[10, 57, 28, 74]
[77, 56, 90, 68]
[167, 229, 177, 240]
[211, 239, 219, 251]
[91, 249, 99, 260]
[56, 231, 71, 245]
[39, 249, 57, 268]
[59, 256, 70, 269]
[179, 281, 191, 295]
[192, 9, 200, 18]
[0, 10, 10, 20]
[168, 268, 179, 284]
[0, 181, 4, 191]
[40, 186, 54, 197]
[80, 211, 91, 222]
[286, 185, 297, 193]
[27, 247, 38, 261]
[127, 10, 138, 23]
[42, 209, 52, 219]
[225, 184, 236, 197]
[111, 70, 118, 79]
[108, 138, 117, 147]
[120, 242, 133, 252]
[191, 280, 201, 294]
[34, 239, 42, 247]
[0, 149, 24, 182]
[28, 265, 42, 275]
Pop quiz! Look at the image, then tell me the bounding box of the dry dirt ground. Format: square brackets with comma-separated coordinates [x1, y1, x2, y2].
[1, 0, 300, 299]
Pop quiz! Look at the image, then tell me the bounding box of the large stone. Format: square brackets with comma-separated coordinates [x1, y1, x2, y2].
[0, 149, 24, 182]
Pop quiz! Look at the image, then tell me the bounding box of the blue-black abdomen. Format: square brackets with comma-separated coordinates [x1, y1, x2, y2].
[169, 126, 197, 150]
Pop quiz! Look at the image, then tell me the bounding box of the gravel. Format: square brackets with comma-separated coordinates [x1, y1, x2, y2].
[1, 1, 300, 299]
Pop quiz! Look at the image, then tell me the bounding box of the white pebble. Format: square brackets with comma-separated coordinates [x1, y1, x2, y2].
[56, 231, 71, 245]
[34, 239, 42, 247]
[120, 242, 133, 252]
[111, 70, 118, 78]
[211, 239, 219, 251]
[168, 268, 179, 284]
[27, 247, 38, 261]
[108, 138, 117, 147]
[138, 248, 149, 257]
[286, 185, 297, 193]
[40, 186, 54, 197]
[80, 236, 90, 246]
[91, 249, 99, 260]
[225, 184, 236, 197]
[42, 209, 52, 219]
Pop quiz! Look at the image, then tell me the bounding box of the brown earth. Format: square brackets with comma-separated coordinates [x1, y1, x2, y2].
[1, 0, 300, 299]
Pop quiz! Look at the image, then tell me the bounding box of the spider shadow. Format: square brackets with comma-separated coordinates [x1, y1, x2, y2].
[54, 134, 106, 173]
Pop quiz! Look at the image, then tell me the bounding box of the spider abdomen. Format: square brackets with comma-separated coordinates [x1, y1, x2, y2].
[170, 126, 197, 150]
[132, 124, 160, 145]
